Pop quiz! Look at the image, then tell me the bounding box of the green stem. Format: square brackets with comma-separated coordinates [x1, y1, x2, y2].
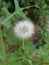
[0, 24, 6, 61]
[2, 5, 35, 24]
[8, 56, 49, 65]
[23, 38, 25, 50]
[32, 59, 49, 65]
[8, 56, 23, 62]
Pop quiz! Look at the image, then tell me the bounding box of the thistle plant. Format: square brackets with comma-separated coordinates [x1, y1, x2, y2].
[0, 0, 49, 65]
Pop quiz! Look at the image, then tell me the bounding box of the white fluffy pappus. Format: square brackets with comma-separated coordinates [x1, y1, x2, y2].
[13, 20, 35, 39]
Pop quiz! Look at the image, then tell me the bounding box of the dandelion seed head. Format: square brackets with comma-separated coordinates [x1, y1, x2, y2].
[14, 20, 35, 39]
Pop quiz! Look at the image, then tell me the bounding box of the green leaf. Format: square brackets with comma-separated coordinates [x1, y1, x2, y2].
[16, 11, 29, 19]
[24, 41, 35, 57]
[3, 29, 17, 45]
[14, 0, 29, 19]
[14, 0, 21, 11]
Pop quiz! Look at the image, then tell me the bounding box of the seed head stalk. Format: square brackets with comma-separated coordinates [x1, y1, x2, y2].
[23, 38, 25, 50]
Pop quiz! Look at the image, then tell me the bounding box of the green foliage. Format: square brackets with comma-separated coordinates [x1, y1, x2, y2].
[0, 0, 49, 65]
